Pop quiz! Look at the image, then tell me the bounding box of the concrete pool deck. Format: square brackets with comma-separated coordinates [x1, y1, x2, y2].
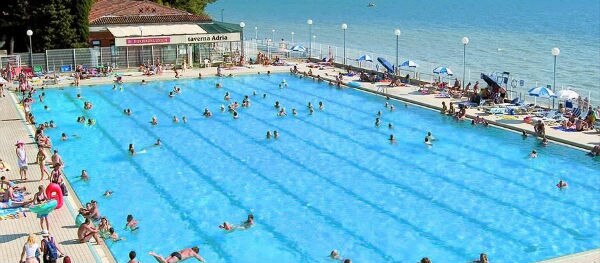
[2, 62, 597, 262]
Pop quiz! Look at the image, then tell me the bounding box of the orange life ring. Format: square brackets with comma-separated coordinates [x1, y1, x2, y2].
[45, 183, 64, 209]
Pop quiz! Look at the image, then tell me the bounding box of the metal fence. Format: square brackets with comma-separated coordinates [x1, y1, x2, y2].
[8, 41, 255, 72]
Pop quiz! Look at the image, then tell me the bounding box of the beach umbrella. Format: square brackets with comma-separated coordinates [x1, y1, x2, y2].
[433, 66, 453, 75]
[481, 73, 502, 91]
[376, 57, 394, 73]
[556, 89, 579, 100]
[400, 60, 418, 68]
[355, 54, 373, 62]
[528, 86, 556, 98]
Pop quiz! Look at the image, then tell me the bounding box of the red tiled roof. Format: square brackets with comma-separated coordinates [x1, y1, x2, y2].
[90, 0, 211, 25]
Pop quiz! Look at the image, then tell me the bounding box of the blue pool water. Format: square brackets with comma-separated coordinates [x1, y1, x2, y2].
[31, 74, 599, 263]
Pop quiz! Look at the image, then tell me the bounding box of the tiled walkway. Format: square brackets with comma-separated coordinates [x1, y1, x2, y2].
[0, 93, 114, 262]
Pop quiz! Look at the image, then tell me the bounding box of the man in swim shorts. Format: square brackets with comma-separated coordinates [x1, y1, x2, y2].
[149, 247, 205, 262]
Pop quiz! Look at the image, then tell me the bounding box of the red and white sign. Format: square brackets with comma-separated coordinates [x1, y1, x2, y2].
[125, 37, 171, 45]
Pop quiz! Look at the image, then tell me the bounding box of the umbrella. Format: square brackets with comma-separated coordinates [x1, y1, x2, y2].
[289, 45, 305, 52]
[481, 73, 502, 91]
[556, 89, 579, 100]
[377, 57, 394, 73]
[433, 66, 453, 75]
[356, 54, 373, 62]
[528, 86, 556, 98]
[400, 60, 418, 68]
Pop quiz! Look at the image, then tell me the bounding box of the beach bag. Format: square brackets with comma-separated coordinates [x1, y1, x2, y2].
[44, 237, 59, 260]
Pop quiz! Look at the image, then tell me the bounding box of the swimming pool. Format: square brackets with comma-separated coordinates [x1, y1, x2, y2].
[30, 74, 599, 263]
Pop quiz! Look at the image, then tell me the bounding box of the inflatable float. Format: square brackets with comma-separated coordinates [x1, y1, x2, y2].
[45, 183, 64, 209]
[29, 199, 57, 216]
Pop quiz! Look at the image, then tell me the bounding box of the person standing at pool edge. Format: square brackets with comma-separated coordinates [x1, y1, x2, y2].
[15, 140, 27, 180]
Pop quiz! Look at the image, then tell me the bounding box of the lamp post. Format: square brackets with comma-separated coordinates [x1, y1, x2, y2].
[220, 9, 224, 22]
[307, 19, 313, 58]
[291, 32, 295, 44]
[239, 22, 245, 62]
[461, 36, 469, 90]
[341, 23, 347, 66]
[26, 30, 33, 68]
[254, 26, 258, 40]
[394, 29, 401, 75]
[552, 47, 560, 109]
[267, 38, 272, 59]
[271, 29, 275, 43]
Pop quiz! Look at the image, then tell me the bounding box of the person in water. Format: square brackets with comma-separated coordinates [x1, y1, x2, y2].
[151, 116, 158, 126]
[278, 108, 287, 117]
[521, 130, 528, 138]
[80, 170, 89, 181]
[125, 214, 138, 231]
[375, 118, 381, 127]
[388, 123, 393, 129]
[318, 101, 324, 110]
[149, 247, 205, 263]
[426, 132, 436, 141]
[377, 111, 382, 117]
[529, 150, 537, 158]
[203, 108, 212, 117]
[232, 110, 239, 119]
[219, 222, 233, 231]
[266, 131, 272, 139]
[61, 133, 68, 141]
[556, 180, 568, 190]
[274, 101, 280, 109]
[128, 144, 135, 155]
[424, 137, 432, 146]
[273, 131, 279, 139]
[242, 214, 254, 229]
[155, 139, 161, 146]
[329, 250, 340, 259]
[389, 134, 396, 143]
[172, 116, 179, 123]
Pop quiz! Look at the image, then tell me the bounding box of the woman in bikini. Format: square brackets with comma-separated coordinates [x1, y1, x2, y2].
[36, 148, 49, 181]
[33, 185, 50, 231]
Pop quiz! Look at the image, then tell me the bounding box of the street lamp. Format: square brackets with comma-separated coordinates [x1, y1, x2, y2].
[307, 19, 313, 58]
[394, 29, 401, 75]
[254, 26, 258, 40]
[461, 36, 469, 90]
[272, 29, 275, 43]
[221, 9, 224, 22]
[552, 47, 560, 109]
[291, 32, 295, 44]
[26, 29, 33, 68]
[341, 23, 347, 66]
[267, 38, 272, 59]
[239, 22, 245, 62]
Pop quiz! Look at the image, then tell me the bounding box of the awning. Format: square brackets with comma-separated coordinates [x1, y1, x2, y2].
[199, 21, 242, 34]
[108, 24, 206, 38]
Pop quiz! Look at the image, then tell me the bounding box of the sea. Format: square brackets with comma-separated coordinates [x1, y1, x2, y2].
[206, 0, 600, 105]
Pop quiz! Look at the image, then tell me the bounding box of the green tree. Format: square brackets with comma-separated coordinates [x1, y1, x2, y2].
[31, 0, 78, 51]
[72, 0, 93, 46]
[156, 0, 217, 15]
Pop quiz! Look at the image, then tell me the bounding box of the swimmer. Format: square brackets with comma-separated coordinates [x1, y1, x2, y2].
[125, 214, 138, 231]
[542, 137, 549, 146]
[309, 107, 314, 115]
[375, 118, 381, 127]
[253, 90, 257, 96]
[169, 91, 174, 98]
[203, 108, 212, 117]
[522, 130, 528, 138]
[219, 222, 233, 231]
[330, 250, 340, 260]
[216, 83, 222, 88]
[273, 130, 279, 139]
[128, 144, 135, 155]
[263, 93, 267, 99]
[278, 108, 287, 117]
[108, 227, 123, 242]
[292, 108, 297, 115]
[266, 131, 272, 139]
[385, 102, 389, 108]
[241, 214, 254, 229]
[389, 105, 395, 111]
[529, 150, 537, 158]
[426, 132, 436, 141]
[154, 139, 161, 146]
[141, 79, 147, 85]
[224, 92, 230, 101]
[87, 119, 95, 126]
[377, 111, 382, 117]
[149, 247, 204, 263]
[173, 116, 179, 123]
[556, 180, 568, 190]
[307, 102, 312, 109]
[81, 170, 89, 181]
[103, 190, 113, 197]
[318, 101, 324, 110]
[61, 133, 68, 141]
[388, 123, 393, 129]
[49, 121, 55, 128]
[424, 137, 432, 146]
[232, 110, 239, 119]
[151, 116, 158, 126]
[220, 104, 225, 112]
[44, 105, 49, 111]
[112, 85, 117, 90]
[182, 116, 187, 123]
[389, 134, 396, 143]
[274, 101, 280, 109]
